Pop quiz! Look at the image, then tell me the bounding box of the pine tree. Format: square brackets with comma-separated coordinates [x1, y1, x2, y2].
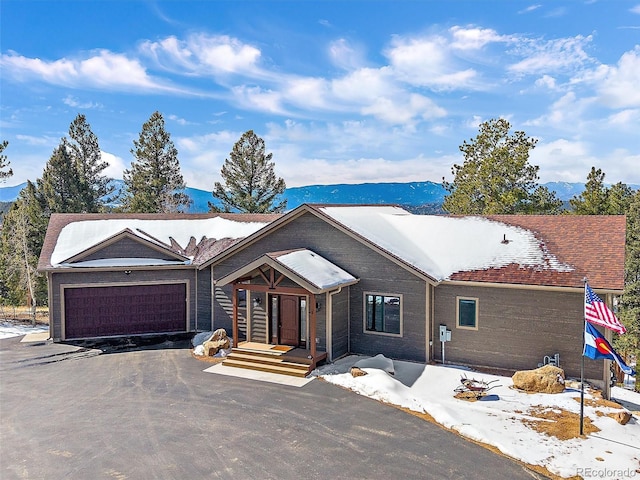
[614, 189, 640, 392]
[37, 141, 83, 214]
[443, 119, 561, 214]
[0, 181, 48, 320]
[607, 182, 634, 215]
[0, 140, 12, 183]
[211, 130, 286, 213]
[67, 114, 114, 212]
[569, 167, 609, 214]
[121, 111, 191, 213]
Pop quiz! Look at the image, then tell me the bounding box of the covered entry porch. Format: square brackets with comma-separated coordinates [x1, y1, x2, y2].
[215, 249, 358, 376]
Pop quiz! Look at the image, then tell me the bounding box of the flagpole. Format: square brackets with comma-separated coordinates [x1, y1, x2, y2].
[580, 278, 587, 436]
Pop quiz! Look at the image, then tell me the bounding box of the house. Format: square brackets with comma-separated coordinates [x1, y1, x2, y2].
[39, 206, 626, 389]
[38, 213, 279, 341]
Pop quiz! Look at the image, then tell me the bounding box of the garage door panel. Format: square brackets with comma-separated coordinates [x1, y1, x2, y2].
[64, 284, 187, 339]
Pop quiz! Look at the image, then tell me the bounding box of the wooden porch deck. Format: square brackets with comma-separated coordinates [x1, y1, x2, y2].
[222, 342, 327, 377]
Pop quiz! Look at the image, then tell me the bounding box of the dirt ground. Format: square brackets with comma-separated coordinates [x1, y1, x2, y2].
[0, 306, 49, 324]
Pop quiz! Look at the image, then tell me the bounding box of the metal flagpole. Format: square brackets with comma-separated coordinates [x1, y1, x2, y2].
[580, 278, 587, 436]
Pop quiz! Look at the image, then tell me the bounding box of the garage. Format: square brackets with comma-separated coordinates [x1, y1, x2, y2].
[63, 283, 187, 339]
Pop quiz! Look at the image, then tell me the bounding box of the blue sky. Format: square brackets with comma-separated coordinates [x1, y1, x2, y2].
[1, 1, 639, 191]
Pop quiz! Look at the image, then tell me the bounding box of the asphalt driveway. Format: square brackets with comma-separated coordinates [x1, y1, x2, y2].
[0, 335, 546, 480]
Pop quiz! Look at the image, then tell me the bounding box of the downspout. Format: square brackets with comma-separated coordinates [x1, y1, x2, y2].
[327, 286, 344, 362]
[210, 268, 215, 331]
[47, 271, 53, 340]
[195, 268, 198, 332]
[430, 284, 435, 363]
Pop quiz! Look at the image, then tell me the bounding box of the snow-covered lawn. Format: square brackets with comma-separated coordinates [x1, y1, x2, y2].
[314, 355, 640, 480]
[0, 321, 48, 340]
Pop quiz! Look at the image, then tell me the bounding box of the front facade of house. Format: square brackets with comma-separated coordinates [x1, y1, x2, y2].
[38, 213, 278, 341]
[39, 206, 626, 388]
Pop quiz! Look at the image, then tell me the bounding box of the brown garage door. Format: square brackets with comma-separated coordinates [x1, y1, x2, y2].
[64, 283, 187, 339]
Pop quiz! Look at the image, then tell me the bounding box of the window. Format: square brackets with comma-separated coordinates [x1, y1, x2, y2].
[457, 297, 478, 330]
[365, 293, 402, 335]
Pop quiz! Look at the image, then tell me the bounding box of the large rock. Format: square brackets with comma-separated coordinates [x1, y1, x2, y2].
[203, 328, 230, 356]
[512, 365, 565, 394]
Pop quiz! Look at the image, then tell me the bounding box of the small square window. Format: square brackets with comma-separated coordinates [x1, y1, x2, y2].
[364, 293, 402, 335]
[457, 297, 478, 330]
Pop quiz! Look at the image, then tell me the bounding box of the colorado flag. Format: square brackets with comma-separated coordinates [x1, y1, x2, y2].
[584, 322, 635, 376]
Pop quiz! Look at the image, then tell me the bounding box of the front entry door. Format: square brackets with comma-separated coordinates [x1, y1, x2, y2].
[279, 295, 300, 347]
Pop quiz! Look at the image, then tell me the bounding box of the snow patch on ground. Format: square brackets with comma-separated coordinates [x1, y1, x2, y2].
[0, 322, 49, 340]
[314, 355, 640, 479]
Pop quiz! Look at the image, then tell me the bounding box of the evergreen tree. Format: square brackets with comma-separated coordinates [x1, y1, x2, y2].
[67, 114, 114, 212]
[607, 182, 634, 215]
[210, 130, 286, 213]
[37, 141, 83, 214]
[614, 189, 640, 392]
[121, 111, 190, 213]
[0, 181, 48, 319]
[569, 167, 609, 214]
[443, 119, 561, 214]
[0, 140, 12, 183]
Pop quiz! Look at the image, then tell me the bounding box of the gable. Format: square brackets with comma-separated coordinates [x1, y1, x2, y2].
[71, 235, 185, 263]
[38, 212, 280, 271]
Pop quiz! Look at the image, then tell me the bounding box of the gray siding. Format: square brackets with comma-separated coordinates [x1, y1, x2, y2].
[330, 287, 350, 359]
[433, 284, 601, 379]
[211, 212, 428, 361]
[80, 237, 178, 262]
[213, 286, 246, 339]
[195, 269, 212, 331]
[50, 268, 197, 340]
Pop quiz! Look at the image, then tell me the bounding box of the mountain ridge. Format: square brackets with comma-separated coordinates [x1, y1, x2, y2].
[2, 180, 637, 213]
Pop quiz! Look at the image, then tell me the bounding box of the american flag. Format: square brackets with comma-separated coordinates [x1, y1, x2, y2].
[585, 283, 627, 334]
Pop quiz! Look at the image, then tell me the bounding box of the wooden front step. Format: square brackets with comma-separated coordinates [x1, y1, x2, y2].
[222, 349, 312, 378]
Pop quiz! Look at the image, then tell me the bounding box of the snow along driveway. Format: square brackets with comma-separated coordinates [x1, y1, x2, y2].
[314, 355, 640, 480]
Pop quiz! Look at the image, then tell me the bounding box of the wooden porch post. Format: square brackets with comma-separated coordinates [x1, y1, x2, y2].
[232, 284, 238, 348]
[310, 293, 317, 364]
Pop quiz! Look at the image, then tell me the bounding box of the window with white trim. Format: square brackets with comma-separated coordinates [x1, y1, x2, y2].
[456, 297, 478, 330]
[365, 293, 402, 335]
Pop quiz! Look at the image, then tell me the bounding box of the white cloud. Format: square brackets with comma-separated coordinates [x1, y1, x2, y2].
[449, 26, 504, 50]
[525, 91, 595, 128]
[101, 151, 126, 180]
[328, 38, 365, 70]
[15, 134, 58, 147]
[534, 75, 557, 90]
[507, 35, 594, 76]
[361, 94, 446, 124]
[140, 34, 263, 78]
[530, 138, 592, 182]
[385, 34, 478, 90]
[0, 50, 181, 93]
[606, 109, 640, 126]
[167, 114, 195, 126]
[593, 46, 640, 108]
[632, 5, 640, 14]
[519, 4, 542, 14]
[63, 95, 102, 109]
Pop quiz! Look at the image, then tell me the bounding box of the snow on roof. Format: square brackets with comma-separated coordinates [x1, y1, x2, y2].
[58, 258, 190, 268]
[51, 217, 270, 266]
[272, 249, 357, 290]
[318, 206, 573, 281]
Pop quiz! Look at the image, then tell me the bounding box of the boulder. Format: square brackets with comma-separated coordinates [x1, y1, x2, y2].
[203, 328, 230, 356]
[350, 367, 368, 377]
[611, 411, 632, 425]
[512, 365, 565, 394]
[354, 354, 395, 375]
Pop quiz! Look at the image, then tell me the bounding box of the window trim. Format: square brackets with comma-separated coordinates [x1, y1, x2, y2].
[456, 296, 478, 330]
[363, 292, 403, 337]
